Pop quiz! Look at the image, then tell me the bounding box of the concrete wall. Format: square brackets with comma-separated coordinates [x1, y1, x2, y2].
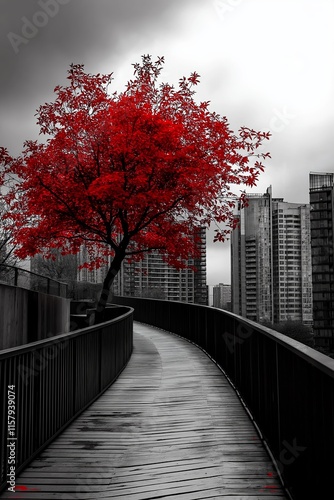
[0, 283, 70, 350]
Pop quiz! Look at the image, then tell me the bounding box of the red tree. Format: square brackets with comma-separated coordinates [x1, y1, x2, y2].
[0, 55, 270, 312]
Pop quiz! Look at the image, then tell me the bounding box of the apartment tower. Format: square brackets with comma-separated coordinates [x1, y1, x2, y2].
[231, 186, 312, 325]
[113, 227, 207, 305]
[213, 283, 231, 310]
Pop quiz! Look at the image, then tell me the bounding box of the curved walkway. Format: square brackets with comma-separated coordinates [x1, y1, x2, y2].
[1, 323, 287, 499]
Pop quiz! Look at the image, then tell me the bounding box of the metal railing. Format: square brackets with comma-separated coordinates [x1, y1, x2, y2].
[0, 307, 133, 493]
[113, 296, 334, 500]
[0, 264, 68, 298]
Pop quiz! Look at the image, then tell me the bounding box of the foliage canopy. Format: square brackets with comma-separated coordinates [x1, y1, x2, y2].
[0, 55, 270, 309]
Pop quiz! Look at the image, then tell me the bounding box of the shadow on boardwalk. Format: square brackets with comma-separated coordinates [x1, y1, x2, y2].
[0, 323, 288, 499]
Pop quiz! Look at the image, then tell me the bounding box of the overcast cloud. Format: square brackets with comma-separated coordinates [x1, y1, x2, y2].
[1, 0, 334, 287]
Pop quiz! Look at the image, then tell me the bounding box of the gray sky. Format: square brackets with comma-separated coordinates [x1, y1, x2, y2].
[1, 0, 334, 285]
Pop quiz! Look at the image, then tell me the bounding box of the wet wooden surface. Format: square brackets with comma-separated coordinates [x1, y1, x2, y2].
[1, 323, 288, 499]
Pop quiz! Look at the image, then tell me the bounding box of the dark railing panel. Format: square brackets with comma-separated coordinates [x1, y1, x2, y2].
[113, 296, 334, 500]
[0, 308, 133, 493]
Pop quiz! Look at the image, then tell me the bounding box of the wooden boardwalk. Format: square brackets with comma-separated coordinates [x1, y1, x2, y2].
[1, 323, 288, 499]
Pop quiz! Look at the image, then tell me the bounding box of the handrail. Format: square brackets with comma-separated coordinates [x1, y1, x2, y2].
[112, 296, 334, 500]
[0, 307, 133, 493]
[0, 263, 68, 298]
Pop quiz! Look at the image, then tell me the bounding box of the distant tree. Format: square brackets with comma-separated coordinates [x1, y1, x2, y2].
[262, 320, 315, 347]
[0, 196, 18, 280]
[31, 249, 78, 296]
[32, 250, 77, 282]
[0, 232, 16, 267]
[0, 236, 17, 283]
[139, 286, 167, 299]
[0, 55, 270, 314]
[71, 281, 105, 301]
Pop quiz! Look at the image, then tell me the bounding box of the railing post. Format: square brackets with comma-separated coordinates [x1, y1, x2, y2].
[14, 267, 18, 286]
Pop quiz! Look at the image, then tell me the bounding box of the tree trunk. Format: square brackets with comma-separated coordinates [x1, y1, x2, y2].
[96, 252, 125, 314]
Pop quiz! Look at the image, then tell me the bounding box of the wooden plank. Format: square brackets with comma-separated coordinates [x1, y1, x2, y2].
[0, 323, 287, 499]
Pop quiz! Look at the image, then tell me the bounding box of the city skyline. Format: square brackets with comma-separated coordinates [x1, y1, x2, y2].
[1, 0, 333, 285]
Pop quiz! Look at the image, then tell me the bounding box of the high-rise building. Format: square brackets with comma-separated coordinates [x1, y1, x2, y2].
[231, 186, 313, 325]
[272, 199, 312, 325]
[309, 172, 334, 346]
[231, 188, 273, 322]
[213, 283, 231, 310]
[113, 228, 207, 305]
